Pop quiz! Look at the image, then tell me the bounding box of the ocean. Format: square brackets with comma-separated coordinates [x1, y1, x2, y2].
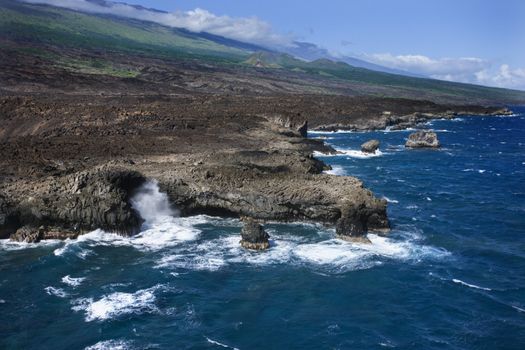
[1, 107, 524, 349]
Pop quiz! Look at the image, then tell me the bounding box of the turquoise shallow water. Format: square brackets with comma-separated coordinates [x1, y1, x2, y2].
[1, 108, 524, 349]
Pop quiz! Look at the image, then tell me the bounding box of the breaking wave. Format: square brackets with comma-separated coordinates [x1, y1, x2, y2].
[205, 337, 240, 350]
[62, 275, 86, 287]
[324, 165, 346, 175]
[452, 279, 492, 291]
[315, 148, 384, 159]
[72, 285, 163, 322]
[84, 339, 134, 350]
[155, 220, 449, 274]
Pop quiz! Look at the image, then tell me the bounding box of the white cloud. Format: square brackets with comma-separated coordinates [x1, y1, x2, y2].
[22, 0, 294, 47]
[365, 53, 525, 90]
[475, 64, 525, 90]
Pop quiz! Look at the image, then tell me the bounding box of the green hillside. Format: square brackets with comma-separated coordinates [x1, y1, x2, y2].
[1, 0, 524, 103]
[0, 0, 252, 62]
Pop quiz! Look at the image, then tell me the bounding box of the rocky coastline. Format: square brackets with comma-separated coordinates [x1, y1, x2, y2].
[311, 108, 513, 133]
[0, 94, 512, 244]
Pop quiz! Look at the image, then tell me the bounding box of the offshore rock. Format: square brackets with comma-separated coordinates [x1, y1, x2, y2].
[405, 130, 441, 148]
[336, 201, 389, 243]
[361, 139, 380, 153]
[240, 217, 270, 250]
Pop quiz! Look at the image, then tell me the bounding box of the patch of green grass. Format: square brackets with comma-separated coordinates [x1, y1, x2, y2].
[0, 0, 250, 63]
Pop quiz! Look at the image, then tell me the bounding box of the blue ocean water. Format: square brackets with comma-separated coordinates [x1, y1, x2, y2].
[1, 108, 524, 349]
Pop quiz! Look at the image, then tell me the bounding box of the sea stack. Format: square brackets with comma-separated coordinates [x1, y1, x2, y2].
[240, 217, 270, 250]
[335, 204, 372, 243]
[361, 139, 380, 153]
[405, 130, 441, 148]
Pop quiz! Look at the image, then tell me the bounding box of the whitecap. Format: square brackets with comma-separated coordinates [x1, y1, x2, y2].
[382, 196, 399, 204]
[452, 278, 492, 291]
[205, 337, 240, 350]
[72, 285, 162, 322]
[62, 275, 86, 287]
[511, 305, 525, 313]
[45, 286, 68, 298]
[85, 339, 134, 350]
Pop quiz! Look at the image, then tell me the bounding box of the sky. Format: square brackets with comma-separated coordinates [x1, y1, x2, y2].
[25, 0, 525, 90]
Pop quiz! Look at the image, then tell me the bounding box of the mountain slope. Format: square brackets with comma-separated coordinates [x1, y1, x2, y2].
[1, 0, 525, 104]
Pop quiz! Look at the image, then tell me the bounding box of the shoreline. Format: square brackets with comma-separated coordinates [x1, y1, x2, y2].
[0, 94, 513, 244]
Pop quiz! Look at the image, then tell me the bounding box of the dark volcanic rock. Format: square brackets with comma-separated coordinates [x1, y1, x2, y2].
[0, 195, 19, 239]
[10, 225, 44, 243]
[4, 168, 146, 238]
[361, 139, 380, 153]
[240, 217, 270, 250]
[297, 120, 308, 138]
[405, 130, 440, 148]
[336, 204, 370, 243]
[336, 201, 389, 243]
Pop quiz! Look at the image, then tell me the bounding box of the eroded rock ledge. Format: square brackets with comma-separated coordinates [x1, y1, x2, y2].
[0, 116, 389, 242]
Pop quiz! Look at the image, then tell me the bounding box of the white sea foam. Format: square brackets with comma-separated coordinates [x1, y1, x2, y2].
[205, 337, 240, 350]
[324, 165, 346, 175]
[155, 219, 449, 274]
[85, 339, 134, 350]
[452, 278, 492, 291]
[72, 285, 162, 322]
[511, 305, 525, 313]
[382, 197, 399, 204]
[309, 129, 355, 134]
[0, 239, 60, 251]
[62, 275, 86, 287]
[315, 148, 384, 159]
[384, 126, 416, 132]
[45, 286, 68, 298]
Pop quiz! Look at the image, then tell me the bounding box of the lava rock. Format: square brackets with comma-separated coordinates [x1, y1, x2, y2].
[335, 204, 371, 243]
[0, 195, 19, 239]
[297, 120, 308, 138]
[405, 130, 440, 148]
[240, 216, 270, 250]
[361, 139, 380, 153]
[10, 225, 44, 243]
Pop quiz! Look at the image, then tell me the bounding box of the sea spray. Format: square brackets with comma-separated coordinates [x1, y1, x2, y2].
[130, 180, 177, 224]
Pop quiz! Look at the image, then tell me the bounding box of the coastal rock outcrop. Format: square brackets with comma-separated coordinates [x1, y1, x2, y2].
[0, 195, 18, 239]
[405, 130, 440, 148]
[240, 217, 270, 250]
[1, 169, 146, 238]
[10, 225, 44, 243]
[361, 139, 380, 153]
